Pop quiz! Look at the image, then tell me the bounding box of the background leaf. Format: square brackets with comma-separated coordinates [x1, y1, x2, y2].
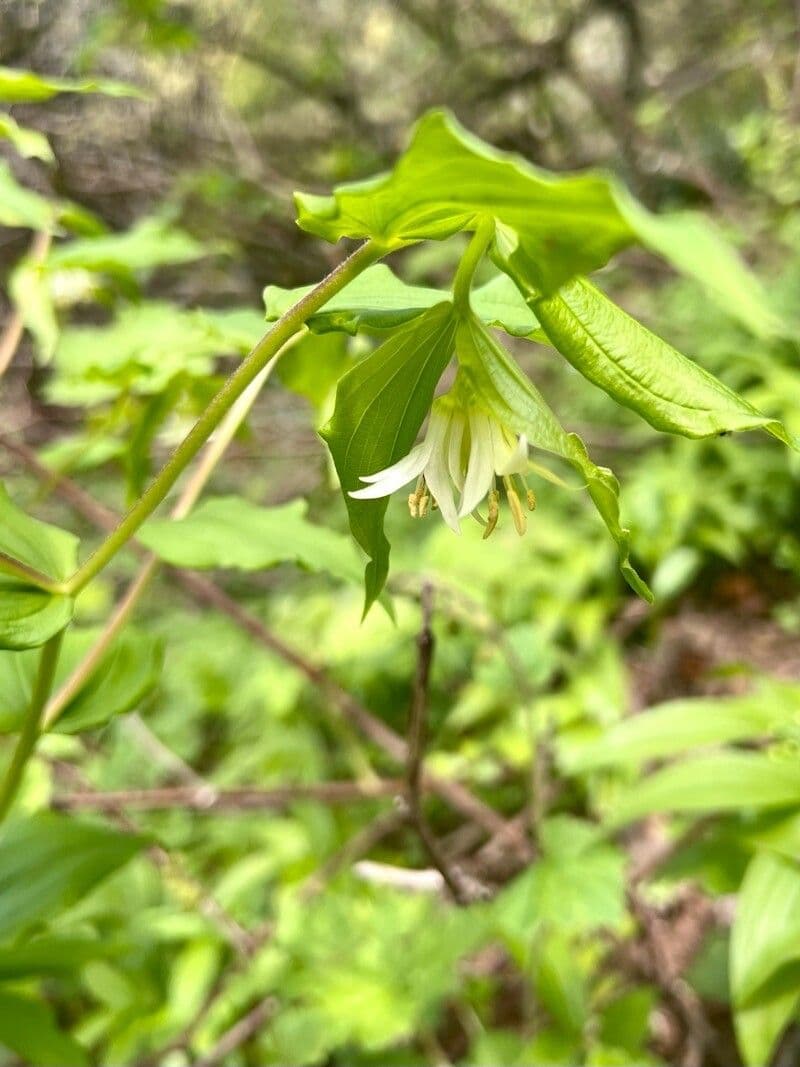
[0, 990, 88, 1067]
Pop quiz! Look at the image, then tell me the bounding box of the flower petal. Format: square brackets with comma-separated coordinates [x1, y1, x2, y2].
[496, 431, 529, 476]
[349, 441, 431, 498]
[446, 413, 466, 491]
[459, 410, 495, 517]
[424, 445, 461, 533]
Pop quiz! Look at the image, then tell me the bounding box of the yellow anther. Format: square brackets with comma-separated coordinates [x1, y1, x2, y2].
[482, 489, 500, 540]
[408, 492, 419, 518]
[527, 489, 537, 511]
[418, 493, 431, 517]
[504, 478, 526, 536]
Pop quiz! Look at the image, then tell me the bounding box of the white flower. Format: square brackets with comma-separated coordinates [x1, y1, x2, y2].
[350, 394, 535, 536]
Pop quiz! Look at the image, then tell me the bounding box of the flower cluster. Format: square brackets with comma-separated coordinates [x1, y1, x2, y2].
[350, 392, 536, 537]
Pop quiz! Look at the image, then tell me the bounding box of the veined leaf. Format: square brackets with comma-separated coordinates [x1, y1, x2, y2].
[0, 485, 77, 649]
[321, 302, 457, 612]
[0, 161, 55, 230]
[562, 684, 800, 773]
[498, 261, 798, 450]
[296, 108, 783, 329]
[265, 263, 543, 340]
[0, 812, 144, 940]
[607, 753, 800, 827]
[455, 315, 651, 600]
[140, 497, 363, 584]
[46, 216, 206, 276]
[0, 65, 143, 103]
[731, 851, 800, 1066]
[0, 627, 162, 734]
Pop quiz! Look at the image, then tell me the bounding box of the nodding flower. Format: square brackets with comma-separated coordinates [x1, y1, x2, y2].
[350, 390, 536, 537]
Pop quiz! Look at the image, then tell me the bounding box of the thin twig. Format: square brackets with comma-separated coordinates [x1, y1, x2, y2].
[192, 996, 277, 1067]
[52, 779, 405, 812]
[405, 583, 469, 904]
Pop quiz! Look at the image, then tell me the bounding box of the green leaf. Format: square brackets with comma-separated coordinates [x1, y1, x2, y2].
[46, 216, 206, 276]
[731, 851, 800, 1065]
[497, 259, 797, 449]
[276, 332, 351, 409]
[321, 302, 457, 611]
[0, 113, 53, 162]
[562, 683, 800, 773]
[9, 252, 58, 361]
[265, 263, 543, 340]
[296, 108, 783, 324]
[494, 816, 626, 941]
[140, 497, 363, 585]
[608, 753, 800, 827]
[0, 485, 78, 649]
[0, 627, 162, 735]
[456, 315, 651, 600]
[0, 65, 143, 103]
[0, 160, 55, 230]
[0, 812, 144, 940]
[0, 933, 118, 979]
[0, 989, 88, 1067]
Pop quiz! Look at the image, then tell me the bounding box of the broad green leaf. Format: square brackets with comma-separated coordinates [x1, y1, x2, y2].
[0, 933, 118, 978]
[321, 302, 457, 611]
[494, 817, 626, 941]
[46, 216, 206, 276]
[731, 851, 800, 1065]
[296, 108, 782, 327]
[47, 302, 238, 406]
[533, 931, 588, 1036]
[0, 990, 88, 1067]
[265, 263, 543, 340]
[498, 262, 798, 450]
[0, 160, 54, 229]
[456, 315, 651, 600]
[0, 627, 162, 734]
[0, 113, 53, 162]
[562, 684, 800, 773]
[608, 753, 800, 827]
[0, 65, 143, 103]
[0, 812, 144, 940]
[296, 110, 634, 290]
[0, 485, 77, 649]
[140, 497, 363, 584]
[276, 332, 351, 410]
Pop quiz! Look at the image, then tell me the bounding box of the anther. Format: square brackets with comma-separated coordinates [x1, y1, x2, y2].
[482, 489, 500, 539]
[504, 478, 526, 536]
[526, 489, 537, 511]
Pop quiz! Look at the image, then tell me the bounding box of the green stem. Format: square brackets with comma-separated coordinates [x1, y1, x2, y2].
[452, 217, 495, 315]
[65, 239, 385, 595]
[0, 629, 64, 824]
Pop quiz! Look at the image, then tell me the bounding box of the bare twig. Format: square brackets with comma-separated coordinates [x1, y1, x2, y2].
[192, 996, 277, 1067]
[405, 583, 471, 904]
[53, 779, 405, 812]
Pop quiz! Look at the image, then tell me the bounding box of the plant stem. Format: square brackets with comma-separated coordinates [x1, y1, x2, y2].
[0, 629, 64, 824]
[452, 216, 495, 314]
[65, 238, 384, 595]
[45, 351, 285, 729]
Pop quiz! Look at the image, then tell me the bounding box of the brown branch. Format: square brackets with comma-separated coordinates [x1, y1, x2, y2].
[53, 779, 405, 812]
[404, 583, 471, 905]
[192, 996, 277, 1067]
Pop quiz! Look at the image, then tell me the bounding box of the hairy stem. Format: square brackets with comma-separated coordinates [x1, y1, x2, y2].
[0, 629, 64, 824]
[452, 216, 495, 314]
[65, 239, 384, 595]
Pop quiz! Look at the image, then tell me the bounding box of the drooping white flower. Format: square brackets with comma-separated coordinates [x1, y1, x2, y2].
[350, 393, 536, 536]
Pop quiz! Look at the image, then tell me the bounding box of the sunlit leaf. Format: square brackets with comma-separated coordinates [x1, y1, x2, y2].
[731, 851, 800, 1066]
[0, 113, 53, 162]
[140, 497, 363, 584]
[46, 216, 206, 276]
[0, 65, 144, 103]
[608, 753, 800, 827]
[321, 301, 457, 611]
[0, 161, 54, 230]
[0, 990, 88, 1067]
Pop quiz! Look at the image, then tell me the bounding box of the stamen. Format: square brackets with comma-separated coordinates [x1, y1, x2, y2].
[503, 477, 526, 536]
[408, 476, 426, 518]
[482, 489, 500, 539]
[418, 492, 431, 517]
[526, 489, 537, 511]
